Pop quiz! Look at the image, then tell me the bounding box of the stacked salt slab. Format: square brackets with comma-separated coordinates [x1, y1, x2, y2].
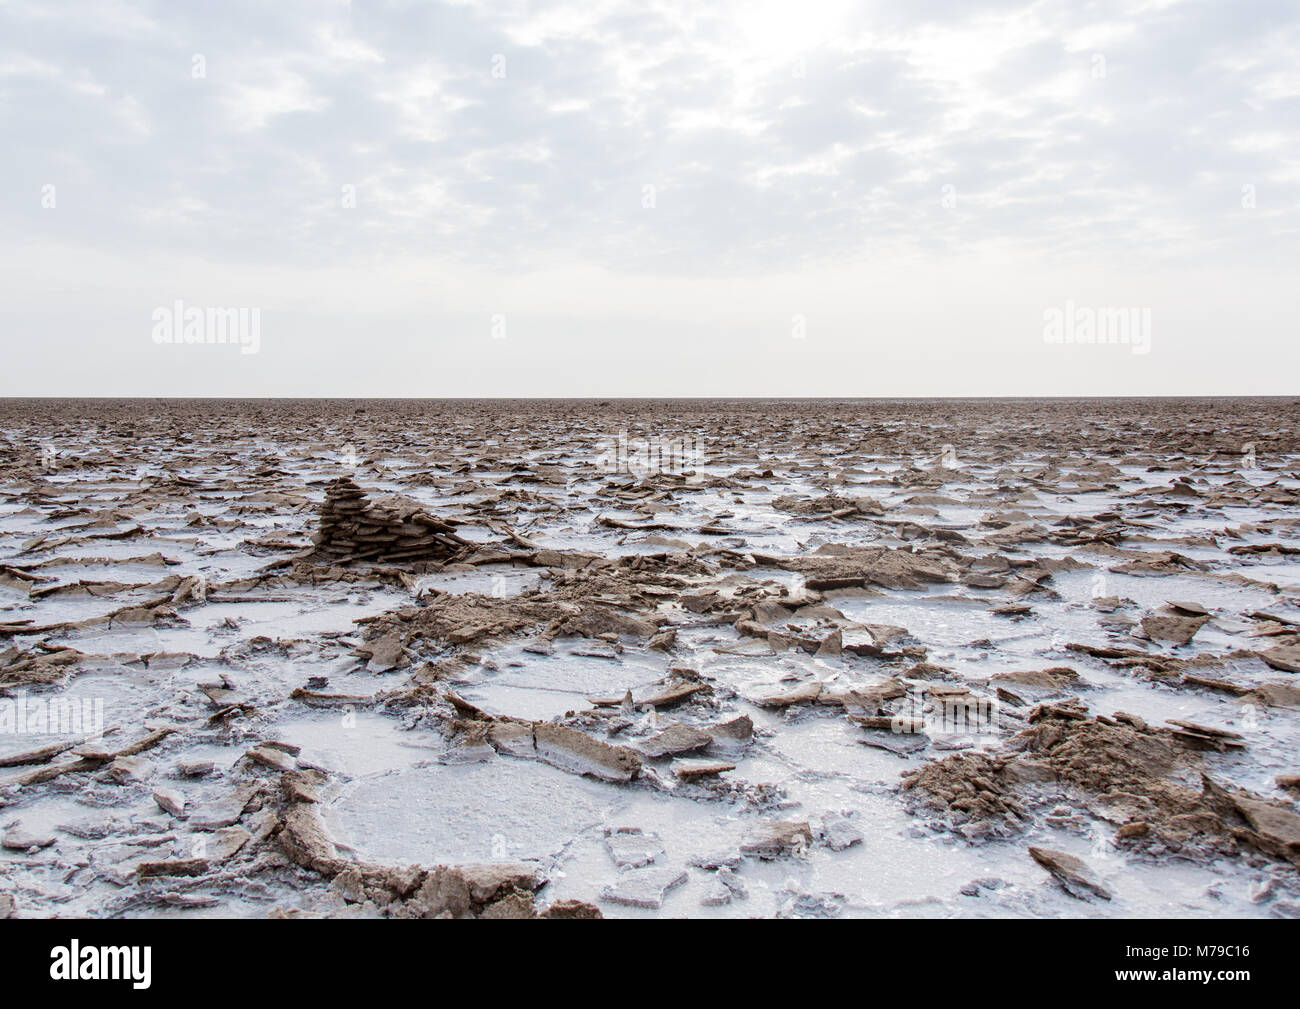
[311, 476, 469, 564]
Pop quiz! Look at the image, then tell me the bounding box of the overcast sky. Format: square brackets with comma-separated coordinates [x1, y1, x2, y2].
[1, 0, 1297, 397]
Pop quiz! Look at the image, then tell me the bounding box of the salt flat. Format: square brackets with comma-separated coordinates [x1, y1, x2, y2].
[1, 397, 1298, 918]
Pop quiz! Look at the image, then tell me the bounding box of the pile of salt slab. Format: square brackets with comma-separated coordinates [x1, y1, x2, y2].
[310, 476, 468, 565]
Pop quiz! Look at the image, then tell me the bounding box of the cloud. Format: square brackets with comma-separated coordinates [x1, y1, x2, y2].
[0, 0, 1297, 394]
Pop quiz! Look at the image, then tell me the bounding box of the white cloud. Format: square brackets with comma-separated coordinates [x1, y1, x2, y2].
[0, 0, 1296, 394]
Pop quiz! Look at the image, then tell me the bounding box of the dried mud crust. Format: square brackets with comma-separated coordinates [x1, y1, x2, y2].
[2, 398, 1300, 917]
[903, 701, 1300, 867]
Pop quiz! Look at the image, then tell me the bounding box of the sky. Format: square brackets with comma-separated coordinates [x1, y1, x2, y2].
[1, 0, 1297, 397]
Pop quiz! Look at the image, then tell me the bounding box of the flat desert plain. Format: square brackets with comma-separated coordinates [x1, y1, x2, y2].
[2, 398, 1299, 918]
